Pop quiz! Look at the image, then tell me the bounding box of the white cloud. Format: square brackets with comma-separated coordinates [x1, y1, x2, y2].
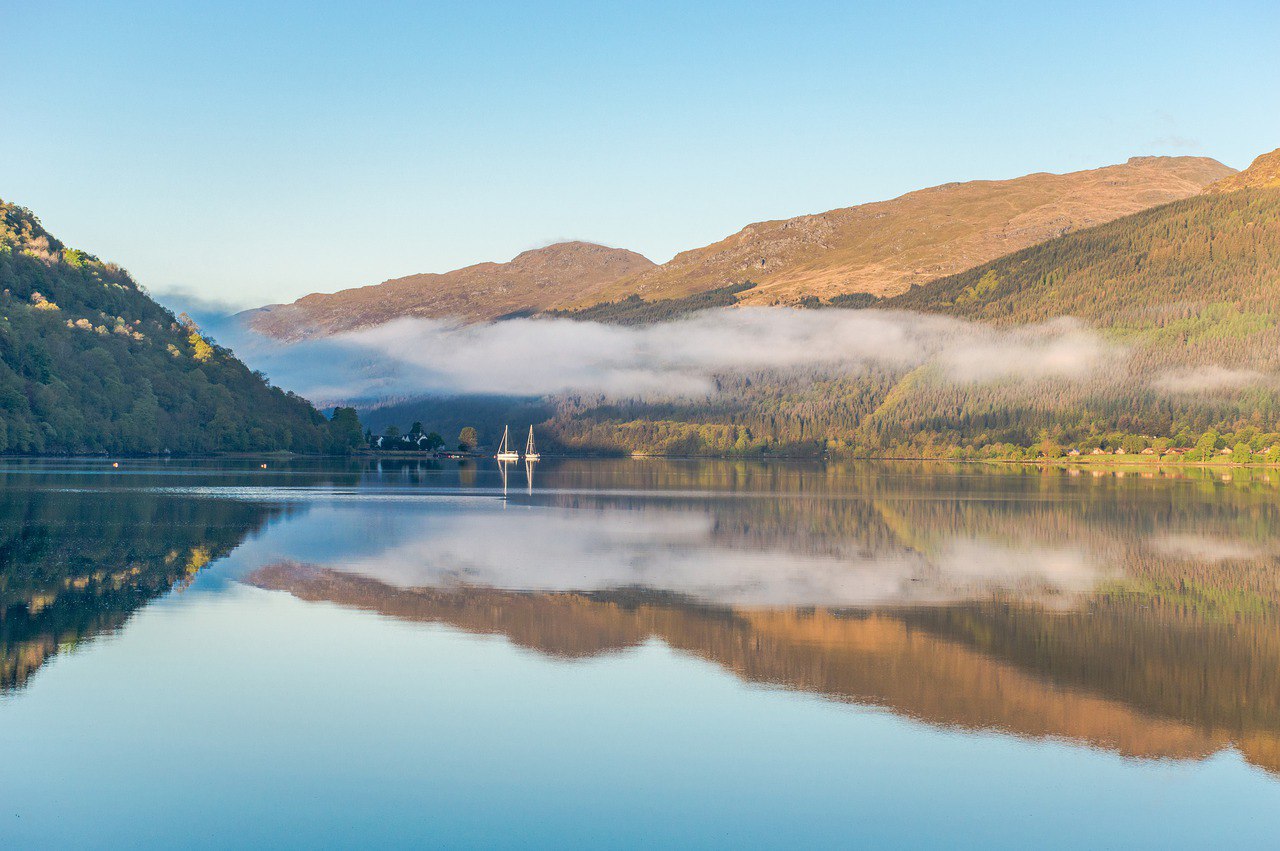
[236, 308, 1125, 405]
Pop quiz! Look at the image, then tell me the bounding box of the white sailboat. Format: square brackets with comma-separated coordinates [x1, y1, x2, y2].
[495, 426, 520, 462]
[524, 426, 541, 462]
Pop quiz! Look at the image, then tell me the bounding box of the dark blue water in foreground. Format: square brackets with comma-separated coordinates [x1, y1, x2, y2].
[2, 458, 1279, 848]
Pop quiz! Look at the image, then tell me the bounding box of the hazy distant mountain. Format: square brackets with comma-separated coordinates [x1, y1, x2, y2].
[580, 155, 1234, 309]
[244, 241, 656, 341]
[1208, 147, 1280, 193]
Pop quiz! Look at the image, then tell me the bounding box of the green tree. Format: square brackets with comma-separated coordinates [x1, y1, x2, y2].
[458, 426, 478, 451]
[1121, 435, 1148, 455]
[1196, 430, 1220, 456]
[327, 407, 364, 452]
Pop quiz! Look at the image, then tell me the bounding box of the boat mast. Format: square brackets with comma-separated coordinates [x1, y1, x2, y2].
[496, 425, 520, 461]
[525, 425, 541, 461]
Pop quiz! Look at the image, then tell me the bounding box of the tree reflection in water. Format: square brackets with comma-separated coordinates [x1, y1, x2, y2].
[0, 470, 292, 693]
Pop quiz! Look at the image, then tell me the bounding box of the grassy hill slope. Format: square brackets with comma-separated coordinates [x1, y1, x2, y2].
[857, 184, 1280, 454]
[247, 155, 1231, 339]
[1209, 147, 1280, 193]
[574, 155, 1233, 309]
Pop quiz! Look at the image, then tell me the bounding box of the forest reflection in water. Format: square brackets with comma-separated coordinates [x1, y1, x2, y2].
[4, 458, 1280, 779]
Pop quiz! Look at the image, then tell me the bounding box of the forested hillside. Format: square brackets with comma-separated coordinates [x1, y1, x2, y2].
[0, 201, 361, 454]
[886, 188, 1280, 334]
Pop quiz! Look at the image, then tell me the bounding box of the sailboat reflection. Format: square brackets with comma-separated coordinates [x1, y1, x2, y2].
[496, 458, 537, 499]
[497, 459, 510, 499]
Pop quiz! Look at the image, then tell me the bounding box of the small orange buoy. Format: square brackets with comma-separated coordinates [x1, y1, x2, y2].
[260, 463, 268, 469]
[112, 462, 119, 468]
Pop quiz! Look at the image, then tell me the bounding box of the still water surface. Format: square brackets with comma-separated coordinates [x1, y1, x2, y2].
[2, 458, 1280, 847]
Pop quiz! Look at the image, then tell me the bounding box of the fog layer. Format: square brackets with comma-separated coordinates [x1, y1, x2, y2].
[231, 308, 1126, 405]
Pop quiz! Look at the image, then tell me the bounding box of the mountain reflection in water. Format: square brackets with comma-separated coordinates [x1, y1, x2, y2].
[244, 460, 1280, 777]
[4, 459, 1280, 781]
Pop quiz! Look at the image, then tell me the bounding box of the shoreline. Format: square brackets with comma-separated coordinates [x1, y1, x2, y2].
[1, 450, 1276, 471]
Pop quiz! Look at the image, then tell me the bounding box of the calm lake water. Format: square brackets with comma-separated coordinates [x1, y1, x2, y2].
[2, 457, 1280, 848]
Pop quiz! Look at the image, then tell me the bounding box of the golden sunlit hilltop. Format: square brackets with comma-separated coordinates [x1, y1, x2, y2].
[245, 155, 1232, 339]
[576, 155, 1234, 308]
[244, 240, 655, 341]
[1209, 147, 1280, 192]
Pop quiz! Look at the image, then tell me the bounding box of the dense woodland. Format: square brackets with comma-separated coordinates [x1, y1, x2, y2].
[377, 189, 1280, 460]
[0, 202, 363, 454]
[862, 188, 1280, 456]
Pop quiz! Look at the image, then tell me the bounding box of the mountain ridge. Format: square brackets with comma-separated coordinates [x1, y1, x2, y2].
[244, 154, 1234, 339]
[245, 240, 655, 341]
[585, 155, 1234, 308]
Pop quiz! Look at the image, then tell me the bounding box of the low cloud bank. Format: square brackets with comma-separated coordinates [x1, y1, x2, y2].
[230, 308, 1124, 405]
[1151, 366, 1269, 394]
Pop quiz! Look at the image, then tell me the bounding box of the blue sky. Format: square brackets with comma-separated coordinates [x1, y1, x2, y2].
[2, 0, 1277, 307]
